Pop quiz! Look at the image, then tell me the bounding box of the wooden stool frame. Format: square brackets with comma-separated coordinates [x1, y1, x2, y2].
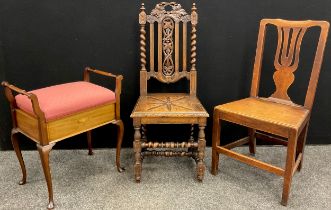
[2, 67, 124, 209]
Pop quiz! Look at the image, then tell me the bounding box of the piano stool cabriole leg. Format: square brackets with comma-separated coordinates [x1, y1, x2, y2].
[11, 129, 27, 185]
[114, 120, 125, 172]
[37, 143, 56, 210]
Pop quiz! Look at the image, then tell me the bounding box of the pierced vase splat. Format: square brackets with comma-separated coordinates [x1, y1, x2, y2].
[270, 26, 307, 101]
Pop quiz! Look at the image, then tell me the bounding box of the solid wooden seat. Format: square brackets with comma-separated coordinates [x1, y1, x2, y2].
[131, 2, 208, 182]
[211, 19, 329, 206]
[216, 97, 309, 136]
[2, 67, 124, 209]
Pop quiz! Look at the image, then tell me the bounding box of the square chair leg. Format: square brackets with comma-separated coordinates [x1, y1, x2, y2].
[211, 110, 221, 175]
[281, 130, 298, 206]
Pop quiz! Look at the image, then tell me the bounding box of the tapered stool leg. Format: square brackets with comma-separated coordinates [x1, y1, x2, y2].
[37, 143, 55, 210]
[11, 129, 27, 185]
[115, 120, 125, 172]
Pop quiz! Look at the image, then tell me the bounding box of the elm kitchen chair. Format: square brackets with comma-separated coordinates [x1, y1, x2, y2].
[131, 2, 209, 182]
[2, 67, 124, 209]
[211, 19, 329, 205]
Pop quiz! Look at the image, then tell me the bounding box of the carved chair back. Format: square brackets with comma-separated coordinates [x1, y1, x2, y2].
[139, 2, 198, 96]
[251, 19, 329, 110]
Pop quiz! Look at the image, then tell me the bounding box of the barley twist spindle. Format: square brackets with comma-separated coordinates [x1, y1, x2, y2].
[139, 3, 147, 71]
[190, 3, 198, 71]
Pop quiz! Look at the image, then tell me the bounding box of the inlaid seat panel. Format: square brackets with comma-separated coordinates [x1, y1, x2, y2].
[131, 93, 208, 118]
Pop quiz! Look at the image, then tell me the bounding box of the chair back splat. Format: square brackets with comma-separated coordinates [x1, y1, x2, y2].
[250, 19, 329, 109]
[139, 2, 198, 95]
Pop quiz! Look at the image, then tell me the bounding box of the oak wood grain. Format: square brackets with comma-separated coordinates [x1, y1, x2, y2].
[212, 19, 329, 206]
[134, 2, 208, 182]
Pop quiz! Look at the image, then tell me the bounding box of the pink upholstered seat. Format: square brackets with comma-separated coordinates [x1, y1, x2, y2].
[15, 81, 116, 121]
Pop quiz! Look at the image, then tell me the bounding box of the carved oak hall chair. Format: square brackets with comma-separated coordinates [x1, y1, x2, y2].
[2, 67, 124, 209]
[212, 19, 329, 205]
[131, 2, 209, 182]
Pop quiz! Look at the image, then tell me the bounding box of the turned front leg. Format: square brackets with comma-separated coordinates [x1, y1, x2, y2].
[141, 124, 147, 143]
[188, 124, 195, 153]
[197, 124, 206, 181]
[133, 125, 142, 182]
[141, 124, 147, 152]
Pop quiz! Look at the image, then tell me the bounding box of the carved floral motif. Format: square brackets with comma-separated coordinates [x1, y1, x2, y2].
[162, 17, 175, 77]
[147, 2, 191, 23]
